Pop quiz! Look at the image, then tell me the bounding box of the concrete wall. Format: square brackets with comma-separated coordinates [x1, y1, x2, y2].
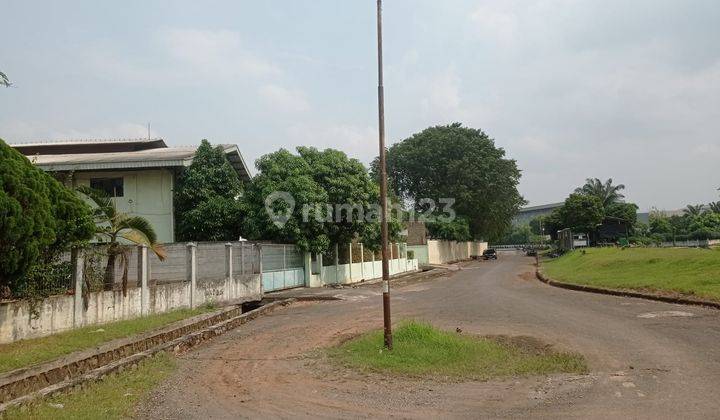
[311, 258, 419, 286]
[72, 169, 176, 243]
[0, 274, 261, 344]
[422, 240, 488, 264]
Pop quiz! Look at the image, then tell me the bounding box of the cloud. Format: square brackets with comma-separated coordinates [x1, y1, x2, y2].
[2, 122, 151, 143]
[258, 84, 310, 113]
[286, 122, 378, 161]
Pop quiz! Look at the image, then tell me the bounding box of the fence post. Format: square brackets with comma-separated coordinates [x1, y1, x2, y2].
[348, 243, 353, 281]
[187, 242, 197, 309]
[72, 248, 85, 328]
[372, 250, 376, 278]
[283, 244, 287, 289]
[303, 252, 312, 287]
[240, 242, 245, 275]
[225, 243, 233, 280]
[359, 243, 365, 280]
[404, 242, 408, 272]
[317, 252, 324, 285]
[137, 244, 149, 316]
[334, 243, 339, 283]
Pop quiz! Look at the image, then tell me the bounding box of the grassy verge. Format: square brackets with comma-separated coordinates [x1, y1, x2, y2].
[542, 247, 720, 301]
[0, 305, 215, 374]
[330, 321, 586, 380]
[2, 352, 175, 419]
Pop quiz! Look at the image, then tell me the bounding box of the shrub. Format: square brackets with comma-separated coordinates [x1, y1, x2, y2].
[407, 250, 415, 259]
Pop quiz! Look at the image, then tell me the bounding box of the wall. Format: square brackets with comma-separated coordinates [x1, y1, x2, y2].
[312, 257, 419, 286]
[0, 274, 261, 344]
[73, 169, 175, 243]
[423, 240, 488, 264]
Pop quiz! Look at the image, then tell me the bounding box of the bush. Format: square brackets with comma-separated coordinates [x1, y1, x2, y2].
[0, 139, 94, 298]
[407, 250, 415, 259]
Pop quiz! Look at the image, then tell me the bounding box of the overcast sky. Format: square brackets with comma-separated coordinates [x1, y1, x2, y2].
[1, 0, 719, 210]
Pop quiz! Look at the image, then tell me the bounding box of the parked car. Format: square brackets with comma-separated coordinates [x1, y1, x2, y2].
[482, 249, 498, 260]
[525, 248, 538, 257]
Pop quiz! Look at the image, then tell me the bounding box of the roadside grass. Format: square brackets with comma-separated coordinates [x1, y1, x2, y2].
[542, 247, 720, 301]
[0, 305, 215, 374]
[330, 321, 587, 380]
[2, 352, 175, 419]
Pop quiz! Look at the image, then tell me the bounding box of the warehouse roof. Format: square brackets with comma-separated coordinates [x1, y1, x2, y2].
[11, 139, 251, 181]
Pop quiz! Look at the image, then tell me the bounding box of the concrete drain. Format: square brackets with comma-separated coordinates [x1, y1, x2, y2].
[637, 311, 694, 319]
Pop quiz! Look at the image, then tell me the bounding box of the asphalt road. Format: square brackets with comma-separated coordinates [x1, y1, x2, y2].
[139, 251, 720, 419]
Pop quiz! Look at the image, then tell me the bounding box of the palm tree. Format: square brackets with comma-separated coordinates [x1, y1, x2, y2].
[708, 202, 720, 214]
[575, 178, 625, 209]
[683, 204, 704, 217]
[78, 186, 166, 293]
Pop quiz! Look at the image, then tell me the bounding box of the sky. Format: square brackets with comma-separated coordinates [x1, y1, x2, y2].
[1, 0, 719, 211]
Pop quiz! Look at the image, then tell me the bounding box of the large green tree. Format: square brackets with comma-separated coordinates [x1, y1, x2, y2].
[556, 194, 604, 233]
[377, 123, 525, 241]
[243, 147, 399, 253]
[174, 140, 245, 241]
[1, 139, 94, 295]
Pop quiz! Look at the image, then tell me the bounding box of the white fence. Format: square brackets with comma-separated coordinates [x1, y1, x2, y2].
[409, 240, 488, 265]
[0, 242, 262, 344]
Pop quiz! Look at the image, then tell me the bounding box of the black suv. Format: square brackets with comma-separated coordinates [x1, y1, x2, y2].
[482, 249, 498, 260]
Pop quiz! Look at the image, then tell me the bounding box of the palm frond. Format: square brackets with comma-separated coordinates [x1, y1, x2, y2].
[118, 217, 167, 260]
[77, 185, 117, 221]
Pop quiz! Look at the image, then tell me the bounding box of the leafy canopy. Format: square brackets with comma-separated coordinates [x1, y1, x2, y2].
[377, 123, 525, 241]
[174, 140, 244, 241]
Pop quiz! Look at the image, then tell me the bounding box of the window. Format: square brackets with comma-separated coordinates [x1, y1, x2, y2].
[90, 177, 124, 197]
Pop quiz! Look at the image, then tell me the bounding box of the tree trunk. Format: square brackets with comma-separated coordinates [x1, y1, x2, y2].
[104, 252, 116, 291]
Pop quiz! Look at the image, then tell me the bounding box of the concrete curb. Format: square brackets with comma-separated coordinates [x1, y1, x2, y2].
[0, 299, 295, 412]
[535, 268, 720, 310]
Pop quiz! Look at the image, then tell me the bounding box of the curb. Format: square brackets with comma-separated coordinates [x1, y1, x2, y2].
[0, 299, 295, 412]
[535, 268, 720, 310]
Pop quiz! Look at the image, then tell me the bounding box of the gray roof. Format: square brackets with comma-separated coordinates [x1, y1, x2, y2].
[16, 140, 251, 181]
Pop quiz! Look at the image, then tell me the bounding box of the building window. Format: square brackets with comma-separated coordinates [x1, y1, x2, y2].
[90, 177, 124, 197]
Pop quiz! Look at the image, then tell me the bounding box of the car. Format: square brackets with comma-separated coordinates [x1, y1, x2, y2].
[525, 249, 538, 257]
[482, 249, 498, 260]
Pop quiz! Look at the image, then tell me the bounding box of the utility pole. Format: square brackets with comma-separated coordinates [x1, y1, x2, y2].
[376, 0, 392, 350]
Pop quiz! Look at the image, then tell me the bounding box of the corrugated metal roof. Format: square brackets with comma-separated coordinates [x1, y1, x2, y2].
[27, 145, 251, 180]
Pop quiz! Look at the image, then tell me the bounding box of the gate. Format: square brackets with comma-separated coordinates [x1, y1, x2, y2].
[261, 244, 305, 291]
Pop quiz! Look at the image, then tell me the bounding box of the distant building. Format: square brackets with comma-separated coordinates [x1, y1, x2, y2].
[12, 138, 251, 243]
[512, 202, 564, 226]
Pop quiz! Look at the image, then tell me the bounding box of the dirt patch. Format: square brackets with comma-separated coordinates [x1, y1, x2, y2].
[518, 271, 537, 281]
[484, 334, 557, 356]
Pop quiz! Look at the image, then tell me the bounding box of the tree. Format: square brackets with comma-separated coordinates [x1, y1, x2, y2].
[426, 218, 472, 242]
[1, 140, 57, 292]
[574, 178, 625, 209]
[529, 216, 547, 236]
[78, 186, 166, 293]
[377, 123, 525, 241]
[1, 139, 95, 297]
[556, 194, 604, 233]
[709, 202, 720, 214]
[683, 204, 704, 217]
[174, 140, 245, 241]
[0, 71, 10, 88]
[243, 147, 399, 253]
[606, 202, 638, 230]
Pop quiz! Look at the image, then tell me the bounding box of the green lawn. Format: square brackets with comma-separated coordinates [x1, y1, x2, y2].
[542, 247, 720, 301]
[0, 306, 214, 374]
[2, 352, 175, 419]
[330, 321, 586, 380]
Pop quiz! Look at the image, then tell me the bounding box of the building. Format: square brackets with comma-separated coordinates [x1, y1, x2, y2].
[512, 202, 564, 226]
[12, 138, 251, 243]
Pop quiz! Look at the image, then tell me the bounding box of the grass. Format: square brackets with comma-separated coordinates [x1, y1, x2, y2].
[542, 247, 720, 301]
[2, 352, 175, 419]
[330, 321, 587, 380]
[0, 305, 215, 374]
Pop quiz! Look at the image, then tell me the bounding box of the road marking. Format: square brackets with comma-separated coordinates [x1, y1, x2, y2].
[637, 311, 694, 319]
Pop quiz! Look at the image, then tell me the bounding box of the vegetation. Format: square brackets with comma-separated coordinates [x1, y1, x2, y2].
[243, 147, 401, 253]
[426, 217, 473, 242]
[3, 352, 175, 419]
[78, 186, 166, 292]
[0, 306, 213, 374]
[331, 321, 587, 380]
[0, 139, 94, 299]
[174, 140, 245, 242]
[377, 123, 525, 242]
[0, 70, 10, 87]
[542, 247, 720, 301]
[574, 177, 625, 209]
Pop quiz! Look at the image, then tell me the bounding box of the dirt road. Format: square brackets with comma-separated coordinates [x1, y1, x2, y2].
[138, 252, 720, 419]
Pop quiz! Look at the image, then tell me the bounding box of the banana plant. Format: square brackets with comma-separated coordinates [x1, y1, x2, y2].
[77, 186, 166, 294]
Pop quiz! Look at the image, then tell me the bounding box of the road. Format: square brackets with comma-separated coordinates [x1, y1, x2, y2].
[138, 252, 720, 419]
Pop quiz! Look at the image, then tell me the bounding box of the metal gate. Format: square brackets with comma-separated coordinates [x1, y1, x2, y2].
[261, 244, 305, 291]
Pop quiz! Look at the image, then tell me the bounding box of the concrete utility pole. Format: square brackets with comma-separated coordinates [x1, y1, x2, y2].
[376, 0, 392, 350]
